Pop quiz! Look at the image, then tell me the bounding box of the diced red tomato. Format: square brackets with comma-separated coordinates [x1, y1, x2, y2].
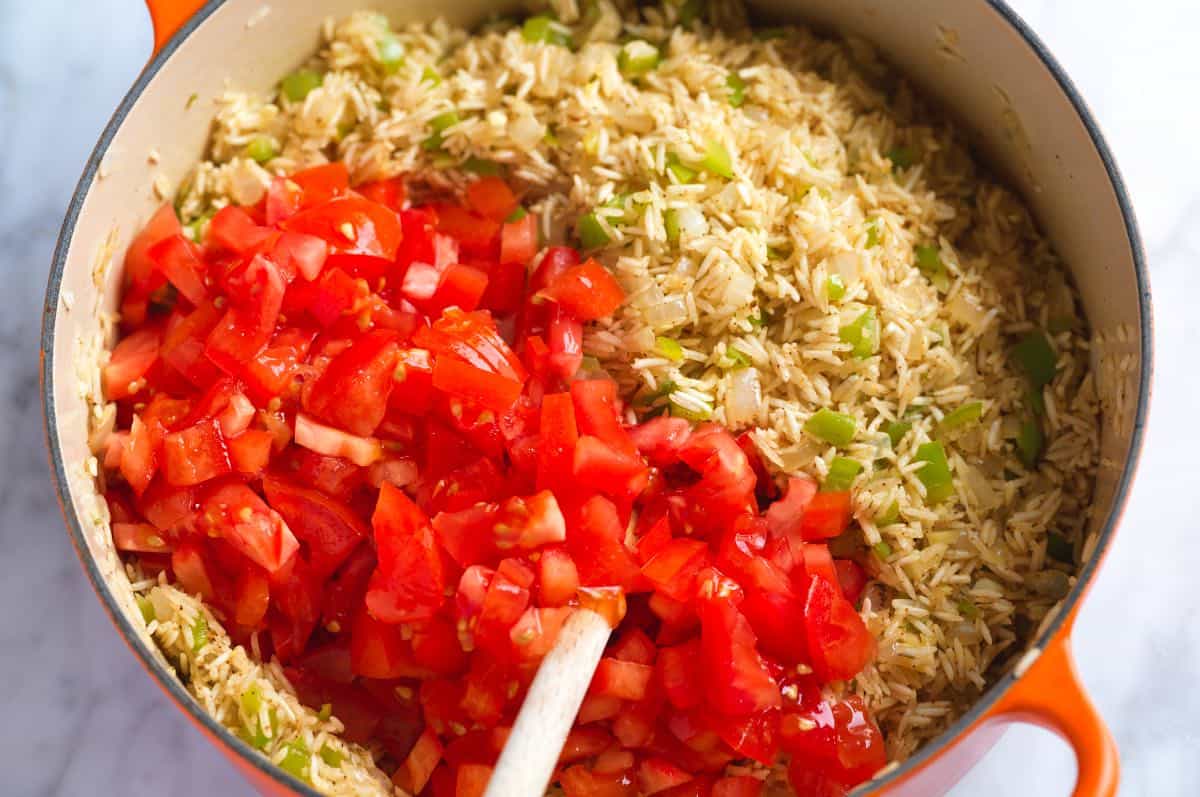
[466, 177, 519, 222]
[641, 539, 709, 602]
[112, 522, 171, 554]
[394, 727, 442, 793]
[835, 559, 868, 605]
[262, 475, 368, 578]
[233, 564, 271, 628]
[103, 170, 887, 797]
[568, 495, 642, 591]
[201, 482, 299, 574]
[357, 176, 406, 211]
[803, 576, 875, 682]
[303, 329, 399, 436]
[712, 776, 764, 797]
[204, 255, 286, 373]
[539, 259, 624, 321]
[207, 205, 273, 255]
[500, 213, 538, 265]
[291, 163, 351, 207]
[365, 483, 445, 624]
[162, 418, 231, 487]
[172, 542, 215, 600]
[638, 758, 693, 795]
[285, 195, 403, 260]
[272, 230, 328, 281]
[227, 429, 273, 475]
[103, 327, 161, 400]
[799, 491, 854, 541]
[590, 657, 654, 701]
[432, 355, 523, 413]
[700, 600, 780, 717]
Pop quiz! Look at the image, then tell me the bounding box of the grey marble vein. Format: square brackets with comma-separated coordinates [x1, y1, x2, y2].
[0, 0, 1194, 794]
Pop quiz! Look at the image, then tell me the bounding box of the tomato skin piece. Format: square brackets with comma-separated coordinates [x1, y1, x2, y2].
[799, 491, 854, 541]
[262, 475, 369, 579]
[303, 329, 399, 436]
[204, 255, 286, 373]
[700, 599, 781, 717]
[432, 355, 523, 413]
[162, 418, 232, 487]
[466, 176, 519, 222]
[103, 327, 161, 400]
[137, 480, 198, 534]
[803, 575, 875, 683]
[366, 483, 445, 624]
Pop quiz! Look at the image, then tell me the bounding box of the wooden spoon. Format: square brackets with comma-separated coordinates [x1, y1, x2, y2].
[483, 608, 613, 796]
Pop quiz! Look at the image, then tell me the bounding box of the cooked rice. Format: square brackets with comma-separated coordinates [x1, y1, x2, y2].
[154, 0, 1099, 781]
[131, 570, 396, 796]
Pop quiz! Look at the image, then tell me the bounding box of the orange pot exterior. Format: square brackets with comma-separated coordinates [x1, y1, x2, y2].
[145, 0, 208, 54]
[122, 3, 1126, 797]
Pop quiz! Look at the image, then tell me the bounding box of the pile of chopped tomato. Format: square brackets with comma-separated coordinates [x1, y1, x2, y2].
[101, 163, 885, 797]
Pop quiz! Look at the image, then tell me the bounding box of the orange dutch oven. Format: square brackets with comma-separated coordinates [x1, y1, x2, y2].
[41, 1, 1152, 795]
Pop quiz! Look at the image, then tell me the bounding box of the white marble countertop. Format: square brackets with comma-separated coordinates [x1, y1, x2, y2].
[1, 0, 1196, 794]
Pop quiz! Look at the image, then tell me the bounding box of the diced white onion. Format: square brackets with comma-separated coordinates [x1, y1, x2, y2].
[724, 368, 764, 427]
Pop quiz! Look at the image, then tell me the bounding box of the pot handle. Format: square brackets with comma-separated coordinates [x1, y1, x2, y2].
[993, 630, 1119, 797]
[145, 0, 208, 54]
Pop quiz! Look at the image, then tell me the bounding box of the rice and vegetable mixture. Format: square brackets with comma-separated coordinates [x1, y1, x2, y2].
[171, 0, 1097, 776]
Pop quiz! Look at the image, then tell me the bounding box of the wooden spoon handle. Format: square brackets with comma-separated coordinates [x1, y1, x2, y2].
[484, 608, 612, 797]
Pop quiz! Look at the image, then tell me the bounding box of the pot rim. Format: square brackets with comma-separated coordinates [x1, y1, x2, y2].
[40, 1, 1152, 795]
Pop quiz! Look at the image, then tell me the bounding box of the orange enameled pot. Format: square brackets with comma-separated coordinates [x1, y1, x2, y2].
[42, 1, 1152, 795]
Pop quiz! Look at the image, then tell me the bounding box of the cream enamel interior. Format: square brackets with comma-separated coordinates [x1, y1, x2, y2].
[44, 1, 1147, 794]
